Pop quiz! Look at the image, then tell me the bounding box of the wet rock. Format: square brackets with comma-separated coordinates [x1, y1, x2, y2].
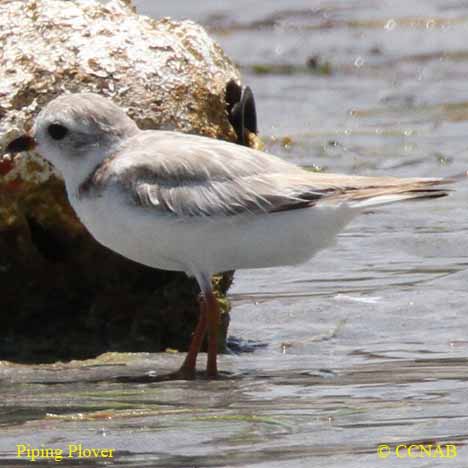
[0, 0, 248, 362]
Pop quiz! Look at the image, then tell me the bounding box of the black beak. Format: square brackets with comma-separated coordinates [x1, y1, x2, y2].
[5, 135, 37, 155]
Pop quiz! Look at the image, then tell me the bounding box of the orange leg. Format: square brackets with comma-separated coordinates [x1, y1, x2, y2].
[205, 290, 220, 378]
[116, 290, 218, 383]
[179, 295, 208, 378]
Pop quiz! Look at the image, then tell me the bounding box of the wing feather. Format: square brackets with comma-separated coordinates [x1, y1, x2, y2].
[88, 131, 453, 217]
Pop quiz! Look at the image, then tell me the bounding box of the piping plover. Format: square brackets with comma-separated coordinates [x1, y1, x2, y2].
[5, 93, 464, 378]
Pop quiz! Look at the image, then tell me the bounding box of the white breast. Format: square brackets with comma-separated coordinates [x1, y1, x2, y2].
[68, 184, 357, 278]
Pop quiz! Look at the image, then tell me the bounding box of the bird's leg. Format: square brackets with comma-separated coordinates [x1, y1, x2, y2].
[205, 289, 220, 378]
[178, 293, 208, 378]
[114, 286, 221, 383]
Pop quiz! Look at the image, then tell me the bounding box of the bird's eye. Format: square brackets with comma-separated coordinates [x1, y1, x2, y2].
[47, 124, 69, 140]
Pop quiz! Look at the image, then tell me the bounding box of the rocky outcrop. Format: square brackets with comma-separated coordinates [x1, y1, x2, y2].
[0, 0, 248, 362]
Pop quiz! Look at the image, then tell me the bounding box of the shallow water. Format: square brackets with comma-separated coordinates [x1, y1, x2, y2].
[2, 1, 468, 466]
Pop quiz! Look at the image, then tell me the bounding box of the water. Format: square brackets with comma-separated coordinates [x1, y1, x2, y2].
[2, 1, 468, 466]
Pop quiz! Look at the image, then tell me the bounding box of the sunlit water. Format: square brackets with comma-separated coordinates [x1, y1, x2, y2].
[2, 1, 468, 466]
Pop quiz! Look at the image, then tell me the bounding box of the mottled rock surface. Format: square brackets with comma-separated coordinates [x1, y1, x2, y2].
[0, 0, 242, 362]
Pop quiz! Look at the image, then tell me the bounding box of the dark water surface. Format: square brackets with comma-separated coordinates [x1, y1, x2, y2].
[2, 1, 468, 466]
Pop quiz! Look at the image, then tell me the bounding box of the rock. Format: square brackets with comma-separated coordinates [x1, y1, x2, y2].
[0, 0, 248, 362]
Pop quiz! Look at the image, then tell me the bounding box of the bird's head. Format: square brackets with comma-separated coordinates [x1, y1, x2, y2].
[5, 93, 139, 187]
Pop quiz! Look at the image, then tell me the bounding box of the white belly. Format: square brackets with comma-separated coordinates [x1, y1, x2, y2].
[70, 188, 357, 277]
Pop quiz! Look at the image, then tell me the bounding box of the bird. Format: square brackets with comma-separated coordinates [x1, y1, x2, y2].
[4, 92, 464, 379]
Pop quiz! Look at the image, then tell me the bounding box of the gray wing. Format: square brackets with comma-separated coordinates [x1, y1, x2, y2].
[97, 131, 449, 217]
[107, 131, 327, 217]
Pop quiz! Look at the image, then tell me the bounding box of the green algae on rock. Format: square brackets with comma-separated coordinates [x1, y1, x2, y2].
[0, 0, 243, 363]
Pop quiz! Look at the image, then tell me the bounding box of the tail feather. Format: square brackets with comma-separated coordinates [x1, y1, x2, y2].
[316, 171, 467, 209]
[344, 189, 448, 209]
